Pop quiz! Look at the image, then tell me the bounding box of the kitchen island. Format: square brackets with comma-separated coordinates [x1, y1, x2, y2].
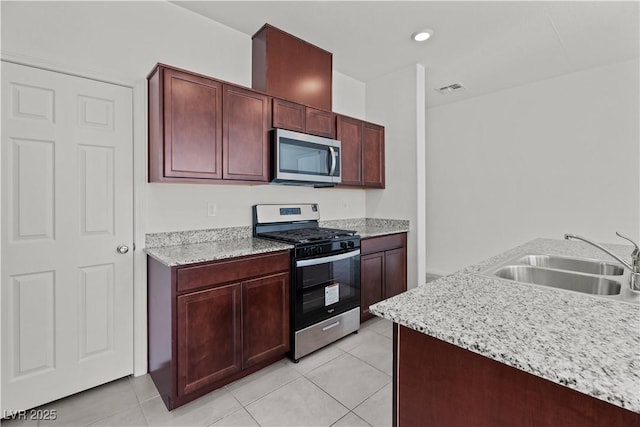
[370, 238, 640, 427]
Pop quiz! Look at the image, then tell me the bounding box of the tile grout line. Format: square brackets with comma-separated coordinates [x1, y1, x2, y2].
[346, 350, 393, 378]
[300, 377, 352, 426]
[301, 353, 390, 417]
[304, 363, 390, 419]
[230, 369, 303, 409]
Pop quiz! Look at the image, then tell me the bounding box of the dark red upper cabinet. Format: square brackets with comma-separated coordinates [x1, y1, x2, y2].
[336, 115, 362, 186]
[222, 85, 270, 182]
[252, 24, 332, 111]
[306, 107, 336, 139]
[362, 122, 385, 188]
[272, 98, 305, 133]
[336, 115, 385, 188]
[148, 66, 223, 181]
[273, 98, 336, 139]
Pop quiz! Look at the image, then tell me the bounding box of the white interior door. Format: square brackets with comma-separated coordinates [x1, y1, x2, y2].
[1, 61, 134, 411]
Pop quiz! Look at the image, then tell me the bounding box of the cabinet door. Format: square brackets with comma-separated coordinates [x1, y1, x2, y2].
[242, 273, 290, 368]
[336, 115, 362, 186]
[306, 108, 336, 138]
[223, 85, 270, 181]
[361, 252, 385, 322]
[163, 68, 222, 179]
[177, 284, 241, 396]
[362, 122, 385, 188]
[384, 247, 407, 299]
[272, 98, 305, 132]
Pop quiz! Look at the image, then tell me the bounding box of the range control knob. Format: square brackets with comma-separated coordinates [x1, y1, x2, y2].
[348, 241, 355, 248]
[340, 241, 348, 249]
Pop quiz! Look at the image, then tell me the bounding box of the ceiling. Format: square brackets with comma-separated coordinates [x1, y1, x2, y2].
[174, 1, 639, 108]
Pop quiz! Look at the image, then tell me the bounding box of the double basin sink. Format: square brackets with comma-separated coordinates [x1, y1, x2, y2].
[479, 253, 639, 305]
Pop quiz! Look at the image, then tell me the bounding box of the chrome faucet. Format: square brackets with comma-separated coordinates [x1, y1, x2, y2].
[564, 232, 640, 291]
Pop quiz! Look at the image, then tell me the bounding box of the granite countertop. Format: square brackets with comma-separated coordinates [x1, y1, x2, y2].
[370, 238, 640, 413]
[145, 237, 293, 267]
[321, 218, 410, 239]
[144, 218, 409, 267]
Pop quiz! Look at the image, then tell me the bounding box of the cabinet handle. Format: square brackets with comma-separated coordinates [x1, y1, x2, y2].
[322, 321, 340, 331]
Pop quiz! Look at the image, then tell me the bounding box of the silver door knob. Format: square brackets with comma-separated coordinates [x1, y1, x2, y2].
[117, 245, 129, 254]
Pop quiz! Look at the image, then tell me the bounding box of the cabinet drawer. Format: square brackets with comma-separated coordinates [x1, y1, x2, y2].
[361, 233, 406, 255]
[177, 251, 290, 292]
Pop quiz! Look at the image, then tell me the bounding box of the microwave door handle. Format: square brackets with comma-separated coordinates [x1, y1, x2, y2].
[329, 146, 337, 176]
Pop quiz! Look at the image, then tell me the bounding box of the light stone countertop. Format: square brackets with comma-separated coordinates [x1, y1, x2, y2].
[370, 238, 640, 413]
[145, 238, 293, 267]
[143, 218, 409, 267]
[321, 218, 410, 239]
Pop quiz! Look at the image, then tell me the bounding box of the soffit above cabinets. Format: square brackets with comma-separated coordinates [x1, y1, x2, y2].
[173, 1, 639, 108]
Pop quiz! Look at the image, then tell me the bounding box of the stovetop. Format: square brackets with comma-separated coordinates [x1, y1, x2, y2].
[258, 227, 357, 244]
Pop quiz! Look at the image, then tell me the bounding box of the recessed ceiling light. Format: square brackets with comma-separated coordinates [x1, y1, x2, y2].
[412, 29, 433, 42]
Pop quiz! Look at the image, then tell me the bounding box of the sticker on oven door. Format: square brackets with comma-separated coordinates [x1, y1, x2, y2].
[325, 283, 339, 306]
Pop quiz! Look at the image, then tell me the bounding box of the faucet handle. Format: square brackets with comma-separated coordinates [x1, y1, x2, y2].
[615, 232, 639, 254]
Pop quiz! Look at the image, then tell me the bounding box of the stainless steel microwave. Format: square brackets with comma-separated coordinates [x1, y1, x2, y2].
[272, 128, 341, 185]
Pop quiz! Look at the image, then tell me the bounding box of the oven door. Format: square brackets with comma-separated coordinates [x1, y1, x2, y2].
[294, 249, 360, 330]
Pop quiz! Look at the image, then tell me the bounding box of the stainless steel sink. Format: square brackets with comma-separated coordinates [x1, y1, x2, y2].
[494, 265, 621, 295]
[478, 252, 639, 305]
[515, 254, 624, 276]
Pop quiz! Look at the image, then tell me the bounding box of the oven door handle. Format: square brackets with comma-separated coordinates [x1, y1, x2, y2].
[296, 249, 360, 267]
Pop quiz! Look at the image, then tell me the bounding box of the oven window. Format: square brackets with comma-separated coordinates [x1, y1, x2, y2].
[302, 281, 357, 313]
[296, 254, 359, 320]
[299, 259, 352, 289]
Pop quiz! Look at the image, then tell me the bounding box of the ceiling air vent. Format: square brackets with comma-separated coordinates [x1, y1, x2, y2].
[436, 83, 465, 94]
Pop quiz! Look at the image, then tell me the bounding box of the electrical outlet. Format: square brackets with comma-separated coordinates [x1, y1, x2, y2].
[207, 202, 217, 217]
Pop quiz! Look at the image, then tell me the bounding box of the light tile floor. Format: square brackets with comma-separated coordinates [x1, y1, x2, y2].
[2, 318, 393, 427]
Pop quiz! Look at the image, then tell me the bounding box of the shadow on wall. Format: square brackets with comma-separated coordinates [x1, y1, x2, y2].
[426, 273, 441, 283]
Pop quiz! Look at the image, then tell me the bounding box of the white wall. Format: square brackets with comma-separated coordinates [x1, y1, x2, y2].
[425, 59, 640, 275]
[333, 71, 366, 120]
[1, 1, 367, 375]
[366, 64, 426, 289]
[147, 184, 365, 232]
[1, 1, 367, 231]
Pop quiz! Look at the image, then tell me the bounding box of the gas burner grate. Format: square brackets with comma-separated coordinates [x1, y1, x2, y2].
[259, 227, 356, 244]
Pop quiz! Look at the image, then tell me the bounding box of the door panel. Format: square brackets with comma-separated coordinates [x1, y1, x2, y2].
[336, 116, 362, 186]
[305, 108, 335, 138]
[223, 85, 269, 181]
[242, 273, 290, 368]
[362, 123, 385, 188]
[360, 253, 384, 322]
[384, 247, 407, 299]
[79, 145, 114, 236]
[1, 62, 133, 411]
[177, 284, 242, 396]
[10, 138, 55, 241]
[272, 98, 305, 132]
[163, 69, 222, 179]
[78, 263, 115, 360]
[8, 271, 56, 378]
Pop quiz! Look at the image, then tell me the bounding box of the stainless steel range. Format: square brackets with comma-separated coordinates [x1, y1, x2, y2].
[253, 203, 361, 361]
